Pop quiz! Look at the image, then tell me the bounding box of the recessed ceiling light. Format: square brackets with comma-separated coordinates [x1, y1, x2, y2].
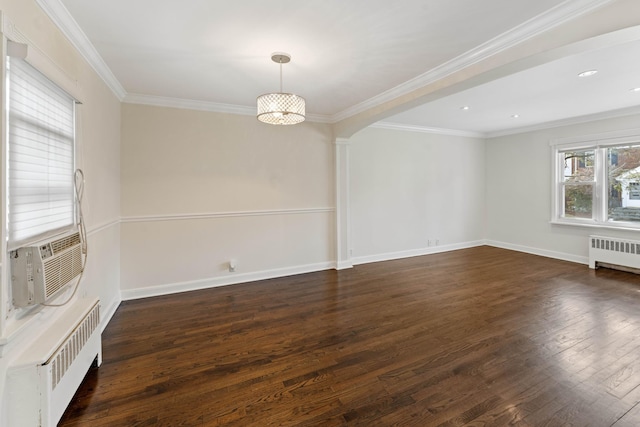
[578, 70, 598, 77]
[631, 87, 640, 93]
[461, 106, 470, 110]
[511, 114, 520, 118]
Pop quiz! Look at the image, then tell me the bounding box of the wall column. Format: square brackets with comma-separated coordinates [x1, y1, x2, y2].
[335, 137, 353, 269]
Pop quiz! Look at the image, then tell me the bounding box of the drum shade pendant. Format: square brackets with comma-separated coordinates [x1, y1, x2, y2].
[257, 53, 305, 125]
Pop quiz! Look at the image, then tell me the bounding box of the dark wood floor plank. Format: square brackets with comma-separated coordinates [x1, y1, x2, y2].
[59, 246, 640, 426]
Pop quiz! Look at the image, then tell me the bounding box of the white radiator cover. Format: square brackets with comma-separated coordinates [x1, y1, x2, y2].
[7, 298, 102, 426]
[589, 235, 640, 270]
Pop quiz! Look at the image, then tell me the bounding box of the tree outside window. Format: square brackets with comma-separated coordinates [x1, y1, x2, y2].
[562, 150, 594, 219]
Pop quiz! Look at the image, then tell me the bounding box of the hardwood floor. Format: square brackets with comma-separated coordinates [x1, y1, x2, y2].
[60, 246, 640, 426]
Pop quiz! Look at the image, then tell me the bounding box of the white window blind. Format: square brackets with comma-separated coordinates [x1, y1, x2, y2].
[7, 56, 76, 247]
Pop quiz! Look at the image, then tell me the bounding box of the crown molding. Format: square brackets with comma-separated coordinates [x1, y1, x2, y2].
[371, 122, 485, 138]
[486, 105, 640, 138]
[37, 0, 617, 131]
[375, 105, 640, 140]
[331, 0, 615, 123]
[36, 0, 334, 121]
[35, 0, 126, 100]
[124, 93, 332, 123]
[124, 93, 256, 116]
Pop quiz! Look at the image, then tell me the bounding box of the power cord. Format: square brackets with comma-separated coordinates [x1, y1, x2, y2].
[42, 169, 88, 307]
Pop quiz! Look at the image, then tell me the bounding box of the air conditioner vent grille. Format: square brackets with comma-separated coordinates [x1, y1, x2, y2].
[43, 245, 82, 298]
[51, 233, 82, 255]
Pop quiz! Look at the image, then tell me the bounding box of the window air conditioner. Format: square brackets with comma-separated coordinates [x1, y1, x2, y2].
[11, 231, 83, 308]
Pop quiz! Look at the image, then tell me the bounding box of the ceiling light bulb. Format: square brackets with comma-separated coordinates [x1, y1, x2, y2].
[511, 114, 520, 118]
[631, 87, 640, 93]
[578, 70, 598, 77]
[461, 106, 470, 110]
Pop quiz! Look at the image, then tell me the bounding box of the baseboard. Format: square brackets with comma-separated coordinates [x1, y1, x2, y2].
[120, 261, 336, 301]
[352, 240, 486, 266]
[336, 260, 354, 270]
[484, 239, 589, 265]
[119, 240, 588, 302]
[100, 293, 121, 332]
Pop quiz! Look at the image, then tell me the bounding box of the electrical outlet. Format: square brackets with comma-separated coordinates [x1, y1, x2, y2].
[228, 259, 237, 272]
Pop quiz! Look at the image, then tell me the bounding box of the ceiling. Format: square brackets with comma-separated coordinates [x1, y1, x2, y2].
[48, 0, 640, 136]
[386, 38, 640, 136]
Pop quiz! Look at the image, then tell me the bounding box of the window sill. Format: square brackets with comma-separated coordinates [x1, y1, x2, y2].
[550, 219, 640, 232]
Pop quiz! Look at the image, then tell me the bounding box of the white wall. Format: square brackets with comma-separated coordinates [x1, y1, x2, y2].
[485, 114, 640, 262]
[120, 104, 335, 298]
[0, 0, 121, 423]
[349, 127, 486, 263]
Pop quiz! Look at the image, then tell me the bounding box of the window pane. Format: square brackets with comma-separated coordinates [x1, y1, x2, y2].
[7, 57, 76, 245]
[608, 145, 640, 222]
[564, 184, 593, 219]
[562, 150, 594, 182]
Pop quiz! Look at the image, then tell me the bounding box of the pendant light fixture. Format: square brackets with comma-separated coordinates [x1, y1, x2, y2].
[257, 53, 305, 125]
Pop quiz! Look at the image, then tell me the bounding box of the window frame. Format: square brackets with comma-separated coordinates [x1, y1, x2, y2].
[551, 129, 640, 230]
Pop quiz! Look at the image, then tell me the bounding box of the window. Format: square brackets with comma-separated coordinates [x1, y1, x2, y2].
[6, 56, 76, 248]
[629, 182, 640, 200]
[561, 149, 594, 219]
[552, 130, 640, 229]
[608, 145, 640, 221]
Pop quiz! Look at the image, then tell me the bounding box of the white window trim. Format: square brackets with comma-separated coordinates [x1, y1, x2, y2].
[550, 128, 640, 231]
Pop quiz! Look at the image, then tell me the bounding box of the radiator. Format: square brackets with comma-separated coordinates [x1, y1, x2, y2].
[7, 298, 102, 427]
[589, 235, 640, 271]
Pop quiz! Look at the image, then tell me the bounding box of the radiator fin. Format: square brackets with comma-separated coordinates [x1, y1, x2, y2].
[589, 235, 640, 271]
[49, 304, 100, 390]
[591, 237, 640, 255]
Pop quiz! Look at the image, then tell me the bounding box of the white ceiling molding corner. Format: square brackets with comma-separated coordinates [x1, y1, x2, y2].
[36, 0, 127, 100]
[371, 122, 485, 139]
[331, 0, 617, 124]
[486, 105, 640, 139]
